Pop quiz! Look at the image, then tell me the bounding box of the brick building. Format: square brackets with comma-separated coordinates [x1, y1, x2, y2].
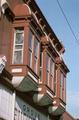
[0, 0, 75, 120]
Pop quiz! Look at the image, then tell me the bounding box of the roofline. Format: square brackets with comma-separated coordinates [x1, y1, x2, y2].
[23, 0, 64, 49]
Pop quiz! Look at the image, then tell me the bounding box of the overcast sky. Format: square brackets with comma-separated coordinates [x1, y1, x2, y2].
[36, 0, 79, 118]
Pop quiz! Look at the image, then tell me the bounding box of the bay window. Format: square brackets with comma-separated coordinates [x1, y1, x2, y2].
[13, 28, 24, 64]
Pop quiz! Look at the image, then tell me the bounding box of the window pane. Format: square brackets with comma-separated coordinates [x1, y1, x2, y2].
[46, 54, 50, 86]
[14, 51, 22, 64]
[13, 29, 24, 64]
[40, 52, 42, 67]
[46, 71, 50, 86]
[34, 38, 39, 57]
[34, 57, 37, 73]
[15, 31, 24, 44]
[29, 50, 32, 68]
[46, 55, 50, 71]
[29, 31, 33, 49]
[50, 60, 54, 75]
[60, 72, 64, 99]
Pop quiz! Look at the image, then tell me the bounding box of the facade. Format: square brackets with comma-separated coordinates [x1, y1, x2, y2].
[0, 0, 75, 120]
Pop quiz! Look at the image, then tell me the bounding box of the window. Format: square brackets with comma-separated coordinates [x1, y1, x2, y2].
[34, 38, 39, 73]
[13, 28, 24, 64]
[50, 59, 54, 91]
[46, 55, 50, 87]
[28, 30, 39, 74]
[46, 54, 55, 89]
[60, 72, 66, 101]
[39, 52, 43, 80]
[63, 77, 66, 102]
[54, 70, 57, 95]
[28, 31, 33, 68]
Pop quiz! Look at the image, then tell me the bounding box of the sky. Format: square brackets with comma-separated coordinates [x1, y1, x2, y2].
[36, 0, 79, 118]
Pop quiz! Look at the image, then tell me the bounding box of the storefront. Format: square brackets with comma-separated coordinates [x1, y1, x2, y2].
[14, 97, 49, 120]
[0, 84, 50, 120]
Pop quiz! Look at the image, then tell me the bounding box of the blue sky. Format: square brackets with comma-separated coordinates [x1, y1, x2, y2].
[36, 0, 79, 118]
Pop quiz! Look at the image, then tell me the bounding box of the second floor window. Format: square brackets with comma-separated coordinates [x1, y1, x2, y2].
[60, 72, 66, 101]
[29, 31, 33, 68]
[34, 38, 39, 73]
[13, 28, 24, 64]
[46, 55, 50, 86]
[50, 59, 54, 91]
[46, 54, 54, 90]
[28, 30, 39, 74]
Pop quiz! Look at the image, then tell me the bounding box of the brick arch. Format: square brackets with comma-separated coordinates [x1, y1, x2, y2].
[13, 4, 31, 16]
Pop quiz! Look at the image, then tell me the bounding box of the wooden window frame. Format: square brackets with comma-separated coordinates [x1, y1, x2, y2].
[60, 71, 66, 101]
[28, 30, 40, 75]
[12, 28, 24, 64]
[46, 53, 55, 90]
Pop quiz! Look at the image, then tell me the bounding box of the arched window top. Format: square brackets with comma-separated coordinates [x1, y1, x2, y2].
[13, 4, 31, 17]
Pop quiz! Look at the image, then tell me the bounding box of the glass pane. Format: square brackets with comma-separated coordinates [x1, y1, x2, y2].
[14, 51, 22, 64]
[60, 72, 64, 99]
[60, 73, 64, 87]
[15, 31, 24, 44]
[34, 57, 37, 73]
[40, 53, 42, 67]
[46, 70, 49, 86]
[29, 50, 32, 68]
[50, 60, 54, 75]
[50, 75, 54, 90]
[29, 31, 33, 49]
[46, 55, 50, 71]
[34, 38, 39, 57]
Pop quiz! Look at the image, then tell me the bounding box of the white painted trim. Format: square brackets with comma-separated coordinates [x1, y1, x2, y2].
[46, 90, 54, 98]
[32, 12, 39, 23]
[12, 68, 22, 73]
[28, 72, 37, 82]
[25, 4, 31, 14]
[60, 102, 65, 108]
